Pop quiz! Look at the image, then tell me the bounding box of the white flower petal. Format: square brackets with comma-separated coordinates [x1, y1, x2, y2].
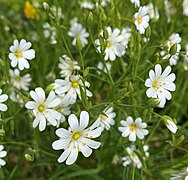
[68, 114, 79, 132]
[129, 132, 136, 142]
[79, 111, 89, 130]
[66, 146, 78, 165]
[58, 148, 71, 163]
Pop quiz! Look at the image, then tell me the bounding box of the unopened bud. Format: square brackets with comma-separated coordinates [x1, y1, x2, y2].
[147, 98, 160, 108]
[76, 38, 83, 51]
[46, 84, 55, 92]
[25, 153, 34, 161]
[42, 2, 49, 11]
[87, 12, 93, 25]
[162, 115, 178, 134]
[146, 26, 151, 38]
[0, 129, 5, 137]
[169, 43, 177, 55]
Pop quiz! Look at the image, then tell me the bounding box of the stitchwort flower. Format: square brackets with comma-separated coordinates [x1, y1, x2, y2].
[9, 39, 35, 70]
[118, 116, 148, 142]
[145, 64, 176, 107]
[25, 87, 61, 131]
[52, 111, 102, 165]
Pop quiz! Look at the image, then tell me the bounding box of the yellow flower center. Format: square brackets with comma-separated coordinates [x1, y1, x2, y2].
[152, 79, 164, 93]
[69, 65, 73, 72]
[129, 123, 138, 132]
[71, 81, 79, 88]
[38, 104, 45, 112]
[15, 76, 21, 81]
[169, 40, 174, 48]
[56, 106, 62, 112]
[72, 132, 82, 141]
[24, 1, 38, 19]
[100, 114, 108, 121]
[14, 49, 23, 58]
[137, 16, 143, 25]
[152, 79, 158, 89]
[107, 41, 112, 47]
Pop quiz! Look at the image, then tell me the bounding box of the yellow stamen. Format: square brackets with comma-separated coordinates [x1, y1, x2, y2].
[71, 81, 79, 88]
[137, 16, 143, 25]
[72, 132, 82, 141]
[107, 41, 112, 47]
[99, 114, 108, 121]
[15, 76, 21, 81]
[14, 49, 23, 58]
[38, 104, 45, 112]
[129, 123, 137, 132]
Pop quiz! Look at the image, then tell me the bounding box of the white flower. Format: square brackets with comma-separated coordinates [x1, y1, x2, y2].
[170, 167, 188, 180]
[145, 64, 176, 107]
[8, 39, 35, 70]
[183, 0, 188, 16]
[0, 145, 7, 167]
[97, 61, 111, 74]
[162, 33, 181, 66]
[43, 23, 57, 44]
[58, 55, 80, 80]
[54, 75, 92, 105]
[25, 87, 61, 131]
[79, 1, 94, 9]
[51, 5, 64, 19]
[52, 111, 102, 165]
[134, 6, 150, 34]
[120, 27, 132, 48]
[51, 97, 71, 128]
[9, 69, 31, 91]
[164, 0, 176, 23]
[166, 119, 178, 134]
[96, 107, 116, 131]
[146, 3, 159, 19]
[68, 22, 89, 48]
[9, 88, 24, 105]
[95, 27, 125, 61]
[122, 145, 142, 169]
[118, 116, 148, 142]
[130, 0, 140, 7]
[183, 44, 188, 70]
[0, 89, 8, 112]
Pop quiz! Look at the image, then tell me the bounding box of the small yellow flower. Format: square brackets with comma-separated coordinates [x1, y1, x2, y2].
[24, 1, 38, 19]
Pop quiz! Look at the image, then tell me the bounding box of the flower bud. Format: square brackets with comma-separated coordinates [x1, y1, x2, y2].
[0, 129, 5, 137]
[169, 43, 177, 55]
[87, 12, 93, 25]
[42, 2, 50, 12]
[162, 115, 178, 134]
[146, 26, 151, 38]
[76, 37, 83, 51]
[147, 98, 160, 108]
[46, 83, 55, 92]
[25, 153, 34, 161]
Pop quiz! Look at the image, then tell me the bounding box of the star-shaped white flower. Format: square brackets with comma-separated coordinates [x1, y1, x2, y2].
[52, 111, 102, 165]
[145, 64, 176, 107]
[0, 89, 8, 112]
[68, 22, 89, 48]
[54, 75, 92, 105]
[0, 145, 7, 167]
[134, 6, 150, 34]
[95, 27, 125, 61]
[58, 55, 80, 80]
[8, 39, 35, 70]
[25, 87, 61, 131]
[96, 107, 116, 131]
[118, 116, 148, 142]
[10, 69, 31, 91]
